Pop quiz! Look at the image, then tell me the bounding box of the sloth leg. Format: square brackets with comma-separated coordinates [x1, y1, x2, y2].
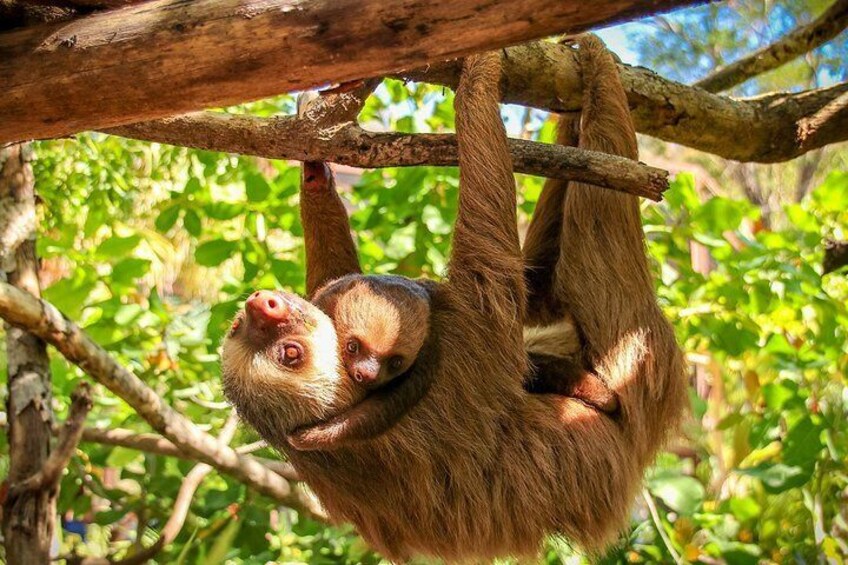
[523, 113, 579, 326]
[524, 352, 620, 415]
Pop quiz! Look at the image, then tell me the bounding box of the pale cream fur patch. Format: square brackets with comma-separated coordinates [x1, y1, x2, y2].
[523, 318, 580, 358]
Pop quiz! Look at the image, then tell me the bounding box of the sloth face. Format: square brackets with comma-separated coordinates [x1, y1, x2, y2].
[221, 290, 364, 440]
[313, 275, 431, 389]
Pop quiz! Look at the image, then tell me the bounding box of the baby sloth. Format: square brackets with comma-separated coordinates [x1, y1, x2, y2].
[312, 275, 431, 390]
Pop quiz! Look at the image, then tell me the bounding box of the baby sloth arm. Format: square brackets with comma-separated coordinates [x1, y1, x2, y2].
[287, 356, 432, 451]
[524, 353, 619, 416]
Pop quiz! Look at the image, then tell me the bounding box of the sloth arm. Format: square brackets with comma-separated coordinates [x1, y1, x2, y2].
[300, 161, 361, 298]
[287, 363, 432, 451]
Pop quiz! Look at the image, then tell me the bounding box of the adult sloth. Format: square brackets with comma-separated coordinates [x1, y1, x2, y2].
[222, 36, 686, 562]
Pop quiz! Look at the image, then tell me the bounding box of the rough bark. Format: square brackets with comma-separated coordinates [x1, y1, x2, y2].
[0, 281, 325, 521]
[1, 142, 55, 565]
[0, 0, 703, 144]
[7, 383, 92, 499]
[695, 0, 848, 93]
[110, 113, 670, 200]
[400, 41, 848, 162]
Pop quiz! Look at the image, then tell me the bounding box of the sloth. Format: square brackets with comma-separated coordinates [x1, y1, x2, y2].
[288, 158, 618, 451]
[222, 36, 686, 562]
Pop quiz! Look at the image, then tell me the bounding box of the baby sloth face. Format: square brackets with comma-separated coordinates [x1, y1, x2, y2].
[221, 290, 363, 438]
[312, 275, 431, 390]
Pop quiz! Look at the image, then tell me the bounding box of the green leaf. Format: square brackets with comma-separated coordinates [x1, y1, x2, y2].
[184, 209, 202, 237]
[204, 202, 243, 220]
[648, 475, 704, 515]
[155, 205, 181, 232]
[196, 239, 239, 267]
[114, 303, 143, 326]
[106, 446, 141, 468]
[738, 463, 812, 494]
[94, 508, 127, 526]
[246, 173, 271, 202]
[96, 234, 141, 258]
[111, 258, 151, 285]
[783, 416, 823, 466]
[762, 381, 797, 411]
[728, 496, 761, 522]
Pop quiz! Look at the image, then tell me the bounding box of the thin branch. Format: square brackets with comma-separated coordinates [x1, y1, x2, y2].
[7, 382, 92, 497]
[642, 488, 683, 565]
[109, 114, 669, 201]
[0, 281, 323, 521]
[78, 412, 241, 565]
[6, 425, 303, 481]
[695, 0, 848, 92]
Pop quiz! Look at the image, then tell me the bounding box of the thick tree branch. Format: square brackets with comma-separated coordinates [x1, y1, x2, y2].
[7, 383, 92, 498]
[400, 41, 848, 162]
[0, 281, 324, 521]
[1, 141, 56, 563]
[109, 114, 669, 200]
[695, 0, 848, 93]
[0, 0, 703, 143]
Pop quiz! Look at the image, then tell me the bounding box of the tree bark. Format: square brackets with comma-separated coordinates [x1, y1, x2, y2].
[694, 0, 848, 93]
[1, 143, 55, 564]
[401, 41, 848, 162]
[109, 112, 670, 200]
[0, 0, 704, 143]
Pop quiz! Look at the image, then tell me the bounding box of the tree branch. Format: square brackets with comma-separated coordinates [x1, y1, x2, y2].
[399, 41, 848, 162]
[109, 113, 669, 200]
[7, 382, 92, 498]
[695, 0, 848, 92]
[0, 281, 323, 521]
[76, 413, 240, 565]
[0, 0, 703, 143]
[77, 427, 300, 481]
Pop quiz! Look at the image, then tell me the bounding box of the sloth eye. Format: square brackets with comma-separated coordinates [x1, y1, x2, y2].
[389, 356, 404, 371]
[280, 343, 303, 367]
[345, 339, 359, 355]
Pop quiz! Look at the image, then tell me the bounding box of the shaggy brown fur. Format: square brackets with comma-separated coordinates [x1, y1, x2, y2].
[222, 36, 686, 561]
[293, 120, 617, 450]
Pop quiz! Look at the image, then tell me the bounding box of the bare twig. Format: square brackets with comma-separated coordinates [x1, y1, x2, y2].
[0, 281, 322, 520]
[695, 0, 848, 93]
[77, 412, 242, 565]
[642, 488, 683, 565]
[8, 383, 92, 497]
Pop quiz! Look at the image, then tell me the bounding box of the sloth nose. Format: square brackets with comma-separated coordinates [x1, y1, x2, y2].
[245, 290, 290, 328]
[352, 359, 381, 385]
